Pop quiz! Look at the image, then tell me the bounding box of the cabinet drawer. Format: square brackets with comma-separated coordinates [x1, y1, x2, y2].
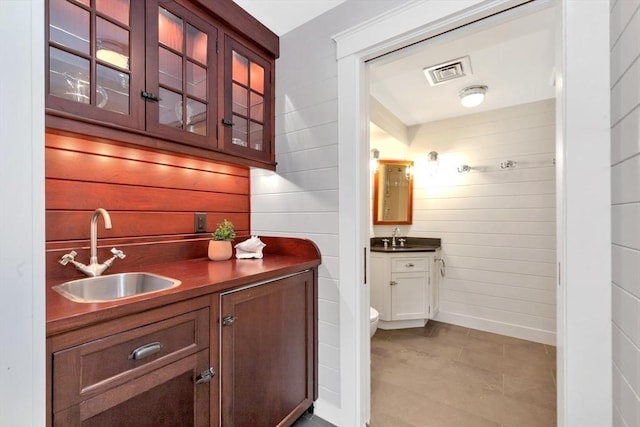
[52, 307, 209, 413]
[391, 257, 429, 272]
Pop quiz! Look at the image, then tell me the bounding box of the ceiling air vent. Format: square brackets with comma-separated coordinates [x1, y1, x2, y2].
[423, 56, 472, 86]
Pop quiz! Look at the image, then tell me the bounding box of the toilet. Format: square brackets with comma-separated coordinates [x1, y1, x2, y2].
[369, 307, 379, 337]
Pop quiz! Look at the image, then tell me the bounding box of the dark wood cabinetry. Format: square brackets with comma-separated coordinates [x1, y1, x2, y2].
[144, 0, 219, 149]
[221, 35, 273, 164]
[45, 0, 277, 169]
[48, 297, 212, 426]
[219, 271, 315, 427]
[47, 257, 320, 427]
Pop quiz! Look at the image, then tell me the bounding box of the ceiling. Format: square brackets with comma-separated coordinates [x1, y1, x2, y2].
[232, 0, 347, 36]
[369, 5, 557, 127]
[231, 1, 557, 130]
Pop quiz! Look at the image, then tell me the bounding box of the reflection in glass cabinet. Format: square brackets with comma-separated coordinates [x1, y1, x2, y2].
[231, 50, 265, 151]
[157, 6, 209, 136]
[48, 0, 131, 115]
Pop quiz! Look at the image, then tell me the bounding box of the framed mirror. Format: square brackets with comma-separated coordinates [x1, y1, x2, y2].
[373, 159, 413, 225]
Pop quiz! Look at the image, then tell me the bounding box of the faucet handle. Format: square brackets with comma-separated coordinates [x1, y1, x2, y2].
[110, 248, 126, 259]
[59, 251, 77, 266]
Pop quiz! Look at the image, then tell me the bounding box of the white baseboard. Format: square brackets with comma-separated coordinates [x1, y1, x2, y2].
[377, 318, 427, 330]
[434, 311, 556, 345]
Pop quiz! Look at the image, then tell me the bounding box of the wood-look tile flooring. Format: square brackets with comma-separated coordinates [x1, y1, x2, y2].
[370, 321, 557, 427]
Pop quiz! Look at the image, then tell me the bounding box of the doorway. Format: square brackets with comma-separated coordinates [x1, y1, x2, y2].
[367, 3, 558, 424]
[333, 1, 611, 426]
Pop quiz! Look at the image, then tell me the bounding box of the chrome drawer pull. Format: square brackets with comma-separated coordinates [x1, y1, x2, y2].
[128, 342, 163, 360]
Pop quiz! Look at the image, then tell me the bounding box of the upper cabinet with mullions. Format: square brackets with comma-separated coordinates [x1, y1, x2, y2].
[222, 36, 272, 164]
[46, 0, 277, 170]
[47, 0, 146, 128]
[145, 2, 217, 147]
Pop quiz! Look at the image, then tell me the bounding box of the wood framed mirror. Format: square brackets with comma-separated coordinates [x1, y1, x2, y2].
[373, 159, 413, 225]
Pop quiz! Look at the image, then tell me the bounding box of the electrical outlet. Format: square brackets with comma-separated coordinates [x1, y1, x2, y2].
[194, 213, 207, 233]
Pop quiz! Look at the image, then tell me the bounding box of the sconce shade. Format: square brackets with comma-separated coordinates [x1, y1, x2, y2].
[427, 151, 439, 175]
[459, 85, 487, 108]
[370, 148, 380, 172]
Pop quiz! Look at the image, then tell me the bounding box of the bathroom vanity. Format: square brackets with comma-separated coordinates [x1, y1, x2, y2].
[370, 238, 441, 329]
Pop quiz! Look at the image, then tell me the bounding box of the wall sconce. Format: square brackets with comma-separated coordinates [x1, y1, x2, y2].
[427, 151, 439, 175]
[457, 164, 471, 173]
[459, 85, 488, 108]
[370, 148, 380, 172]
[405, 164, 414, 178]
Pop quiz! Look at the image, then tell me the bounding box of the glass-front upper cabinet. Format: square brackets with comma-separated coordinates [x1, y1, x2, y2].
[47, 0, 145, 128]
[144, 2, 217, 148]
[46, 0, 278, 169]
[223, 36, 273, 164]
[46, 0, 217, 148]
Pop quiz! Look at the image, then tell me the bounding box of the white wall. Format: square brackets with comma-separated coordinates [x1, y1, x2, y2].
[250, 1, 406, 422]
[610, 0, 640, 425]
[0, 1, 46, 426]
[253, 0, 613, 425]
[373, 100, 557, 344]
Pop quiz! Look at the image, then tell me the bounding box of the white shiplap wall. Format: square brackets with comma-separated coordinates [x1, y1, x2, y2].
[611, 1, 640, 425]
[250, 0, 406, 420]
[373, 99, 556, 344]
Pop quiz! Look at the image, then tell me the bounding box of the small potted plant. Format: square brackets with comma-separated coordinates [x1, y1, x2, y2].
[208, 219, 236, 261]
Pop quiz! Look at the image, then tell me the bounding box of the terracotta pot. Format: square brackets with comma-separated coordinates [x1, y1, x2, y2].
[208, 240, 233, 261]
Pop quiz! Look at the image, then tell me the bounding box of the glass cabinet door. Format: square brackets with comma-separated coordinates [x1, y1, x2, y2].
[223, 36, 273, 163]
[46, 0, 144, 128]
[145, 2, 217, 148]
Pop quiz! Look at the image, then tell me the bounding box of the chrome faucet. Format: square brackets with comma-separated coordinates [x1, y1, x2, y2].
[391, 227, 400, 247]
[59, 208, 126, 277]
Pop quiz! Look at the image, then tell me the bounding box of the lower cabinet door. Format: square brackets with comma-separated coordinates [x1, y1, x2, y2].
[220, 271, 314, 427]
[53, 349, 211, 426]
[391, 272, 429, 320]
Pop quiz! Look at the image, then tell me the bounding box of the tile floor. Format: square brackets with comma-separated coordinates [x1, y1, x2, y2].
[370, 321, 557, 427]
[292, 410, 336, 427]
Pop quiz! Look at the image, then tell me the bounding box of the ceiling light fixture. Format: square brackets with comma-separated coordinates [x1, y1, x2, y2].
[97, 48, 129, 69]
[459, 85, 488, 108]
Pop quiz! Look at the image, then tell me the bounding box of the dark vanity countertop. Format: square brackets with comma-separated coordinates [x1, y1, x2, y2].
[370, 237, 441, 252]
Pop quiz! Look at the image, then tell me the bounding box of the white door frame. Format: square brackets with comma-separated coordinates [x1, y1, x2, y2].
[334, 1, 611, 426]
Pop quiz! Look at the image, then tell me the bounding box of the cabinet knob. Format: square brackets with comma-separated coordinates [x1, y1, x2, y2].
[390, 280, 397, 286]
[195, 367, 216, 384]
[405, 263, 415, 268]
[222, 315, 238, 326]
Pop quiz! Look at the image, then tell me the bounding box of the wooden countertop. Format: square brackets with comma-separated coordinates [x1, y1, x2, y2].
[47, 237, 321, 337]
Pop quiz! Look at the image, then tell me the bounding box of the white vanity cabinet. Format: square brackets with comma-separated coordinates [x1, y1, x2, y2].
[371, 250, 439, 329]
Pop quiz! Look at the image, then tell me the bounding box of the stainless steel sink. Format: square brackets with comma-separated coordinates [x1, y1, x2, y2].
[52, 272, 181, 303]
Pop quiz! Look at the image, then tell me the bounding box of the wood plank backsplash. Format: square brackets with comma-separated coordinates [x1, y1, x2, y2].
[45, 131, 250, 282]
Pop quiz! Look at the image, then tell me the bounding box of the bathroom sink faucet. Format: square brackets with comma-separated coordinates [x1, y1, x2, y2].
[59, 208, 126, 277]
[391, 227, 400, 247]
